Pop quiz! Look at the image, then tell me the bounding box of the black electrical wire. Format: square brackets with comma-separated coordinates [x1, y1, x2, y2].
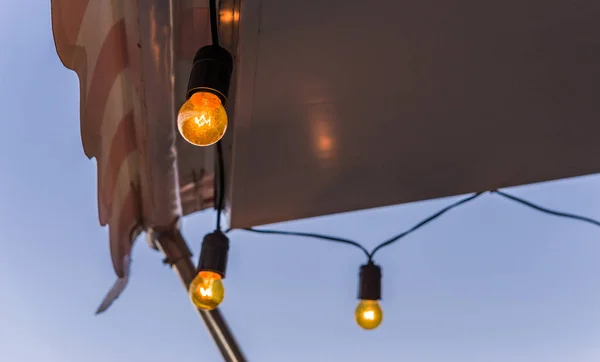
[235, 193, 485, 261]
[208, 0, 225, 231]
[369, 192, 485, 259]
[209, 0, 219, 46]
[241, 227, 371, 259]
[227, 187, 600, 261]
[492, 189, 600, 228]
[215, 141, 226, 231]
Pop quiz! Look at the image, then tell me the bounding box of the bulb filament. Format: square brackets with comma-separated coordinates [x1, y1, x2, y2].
[199, 287, 212, 297]
[194, 114, 212, 127]
[363, 310, 375, 320]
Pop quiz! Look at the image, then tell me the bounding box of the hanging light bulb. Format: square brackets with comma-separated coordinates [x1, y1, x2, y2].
[189, 231, 230, 310]
[178, 92, 228, 146]
[190, 270, 225, 310]
[355, 262, 383, 330]
[355, 299, 383, 330]
[178, 45, 233, 147]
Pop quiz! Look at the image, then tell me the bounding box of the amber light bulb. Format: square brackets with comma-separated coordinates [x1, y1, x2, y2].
[355, 299, 383, 330]
[189, 271, 225, 310]
[177, 92, 228, 147]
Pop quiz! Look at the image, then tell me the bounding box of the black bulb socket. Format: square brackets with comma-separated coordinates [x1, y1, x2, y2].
[197, 230, 230, 278]
[358, 262, 381, 300]
[186, 45, 234, 105]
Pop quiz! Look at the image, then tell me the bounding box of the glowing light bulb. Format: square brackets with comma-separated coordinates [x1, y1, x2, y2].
[354, 299, 383, 330]
[177, 92, 228, 146]
[189, 271, 225, 310]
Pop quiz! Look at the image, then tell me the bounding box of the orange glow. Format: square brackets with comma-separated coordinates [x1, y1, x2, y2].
[312, 119, 335, 161]
[177, 92, 228, 146]
[189, 271, 225, 310]
[220, 10, 240, 23]
[318, 135, 333, 154]
[354, 300, 383, 330]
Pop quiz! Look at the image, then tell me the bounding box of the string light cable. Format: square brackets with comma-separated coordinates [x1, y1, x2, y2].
[237, 192, 485, 329]
[215, 140, 226, 231]
[188, 0, 233, 311]
[368, 192, 485, 259]
[231, 189, 600, 329]
[491, 189, 600, 227]
[240, 227, 371, 259]
[239, 190, 600, 260]
[239, 192, 485, 261]
[209, 0, 219, 46]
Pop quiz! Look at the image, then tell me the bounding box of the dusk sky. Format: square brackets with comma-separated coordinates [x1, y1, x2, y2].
[2, 1, 600, 361]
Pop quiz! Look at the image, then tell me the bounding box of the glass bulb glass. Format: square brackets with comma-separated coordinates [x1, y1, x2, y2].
[354, 299, 383, 330]
[189, 271, 225, 310]
[177, 92, 228, 146]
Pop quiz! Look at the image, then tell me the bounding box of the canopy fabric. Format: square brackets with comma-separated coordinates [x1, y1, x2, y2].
[51, 0, 216, 310]
[228, 0, 600, 228]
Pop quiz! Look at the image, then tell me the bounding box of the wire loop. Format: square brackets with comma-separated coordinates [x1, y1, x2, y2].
[230, 189, 600, 260]
[369, 192, 485, 258]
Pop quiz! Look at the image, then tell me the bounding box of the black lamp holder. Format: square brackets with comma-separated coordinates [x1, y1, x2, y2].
[186, 45, 234, 105]
[358, 262, 381, 300]
[198, 230, 230, 278]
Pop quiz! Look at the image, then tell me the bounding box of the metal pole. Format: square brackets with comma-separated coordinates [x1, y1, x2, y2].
[152, 228, 247, 362]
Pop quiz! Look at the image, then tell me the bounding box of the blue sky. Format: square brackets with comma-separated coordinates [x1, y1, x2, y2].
[2, 1, 600, 361]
